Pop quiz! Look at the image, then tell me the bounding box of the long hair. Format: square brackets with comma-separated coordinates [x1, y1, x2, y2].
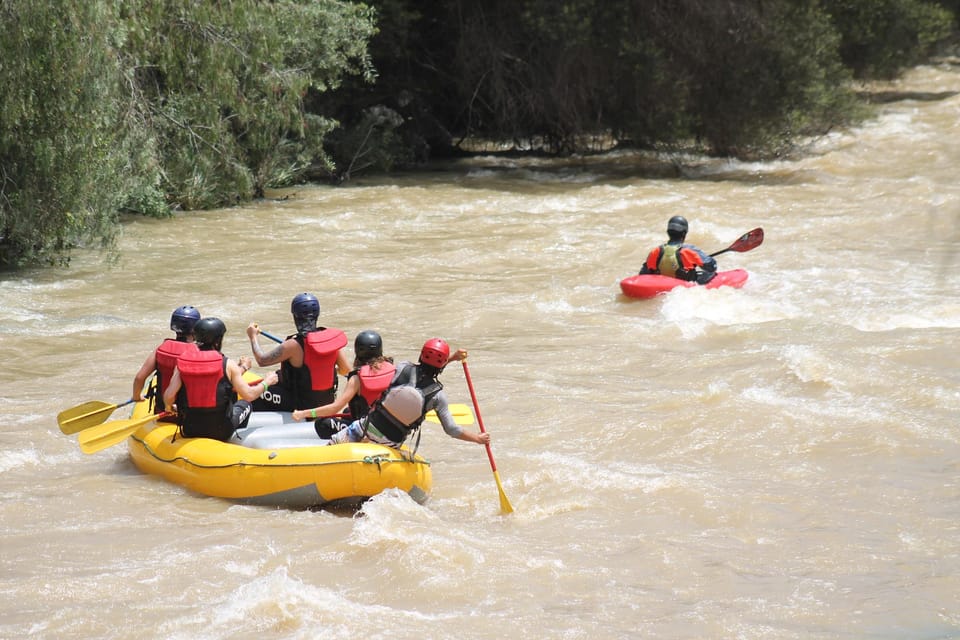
[354, 354, 393, 371]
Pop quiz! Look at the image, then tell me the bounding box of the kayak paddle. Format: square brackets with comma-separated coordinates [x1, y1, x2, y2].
[253, 325, 284, 344]
[462, 360, 514, 514]
[58, 399, 135, 434]
[78, 412, 170, 455]
[710, 227, 764, 257]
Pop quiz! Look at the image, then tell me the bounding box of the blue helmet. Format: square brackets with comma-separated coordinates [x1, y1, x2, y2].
[291, 292, 320, 334]
[170, 305, 201, 335]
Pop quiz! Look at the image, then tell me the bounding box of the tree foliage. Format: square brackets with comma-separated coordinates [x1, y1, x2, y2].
[1, 0, 375, 268]
[823, 0, 955, 79]
[0, 0, 955, 269]
[0, 1, 142, 267]
[118, 0, 376, 208]
[349, 0, 953, 159]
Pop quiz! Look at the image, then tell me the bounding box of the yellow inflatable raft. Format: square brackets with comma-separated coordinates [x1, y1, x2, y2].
[125, 401, 432, 509]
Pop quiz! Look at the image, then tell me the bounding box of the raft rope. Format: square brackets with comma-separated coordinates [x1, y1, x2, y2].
[131, 431, 430, 470]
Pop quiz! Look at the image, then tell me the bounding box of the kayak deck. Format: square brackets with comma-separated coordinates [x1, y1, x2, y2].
[619, 269, 749, 299]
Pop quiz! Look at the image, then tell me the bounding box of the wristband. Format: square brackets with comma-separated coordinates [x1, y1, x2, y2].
[262, 381, 269, 392]
[310, 409, 317, 419]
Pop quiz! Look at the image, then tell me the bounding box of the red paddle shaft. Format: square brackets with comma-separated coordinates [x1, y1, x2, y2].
[462, 360, 498, 471]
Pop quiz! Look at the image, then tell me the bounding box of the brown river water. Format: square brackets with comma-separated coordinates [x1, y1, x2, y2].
[2, 64, 959, 639]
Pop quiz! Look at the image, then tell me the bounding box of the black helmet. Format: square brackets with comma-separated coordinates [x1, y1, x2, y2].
[291, 292, 319, 334]
[667, 216, 689, 236]
[194, 317, 226, 350]
[354, 330, 383, 361]
[170, 305, 200, 335]
[667, 215, 688, 239]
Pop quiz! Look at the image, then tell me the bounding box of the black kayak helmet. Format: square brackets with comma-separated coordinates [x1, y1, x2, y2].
[354, 330, 383, 362]
[667, 215, 688, 240]
[194, 317, 227, 351]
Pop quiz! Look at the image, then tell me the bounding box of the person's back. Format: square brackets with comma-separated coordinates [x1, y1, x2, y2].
[174, 318, 235, 441]
[639, 216, 717, 284]
[292, 329, 395, 439]
[344, 330, 396, 420]
[328, 338, 489, 452]
[296, 326, 349, 406]
[362, 360, 444, 446]
[132, 305, 200, 413]
[247, 293, 348, 411]
[165, 317, 272, 442]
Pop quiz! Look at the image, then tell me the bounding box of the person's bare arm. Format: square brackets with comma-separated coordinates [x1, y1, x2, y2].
[132, 351, 156, 402]
[162, 368, 182, 413]
[229, 359, 279, 402]
[336, 350, 350, 376]
[247, 322, 296, 367]
[292, 376, 358, 421]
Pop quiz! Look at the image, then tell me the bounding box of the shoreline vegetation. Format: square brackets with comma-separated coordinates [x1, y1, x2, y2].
[1, 0, 958, 269]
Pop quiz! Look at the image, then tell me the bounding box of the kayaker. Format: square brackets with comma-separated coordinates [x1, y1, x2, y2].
[328, 338, 491, 451]
[291, 329, 396, 438]
[131, 305, 201, 415]
[639, 216, 717, 284]
[245, 292, 350, 412]
[163, 317, 278, 441]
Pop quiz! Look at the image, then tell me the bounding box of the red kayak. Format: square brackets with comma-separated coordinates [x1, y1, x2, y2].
[619, 269, 749, 299]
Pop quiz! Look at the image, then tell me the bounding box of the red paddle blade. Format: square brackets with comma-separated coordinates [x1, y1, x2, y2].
[729, 227, 763, 253]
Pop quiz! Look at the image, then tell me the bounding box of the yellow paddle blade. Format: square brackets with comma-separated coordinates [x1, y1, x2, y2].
[58, 399, 134, 435]
[493, 470, 514, 514]
[78, 413, 164, 455]
[424, 403, 474, 426]
[58, 401, 115, 434]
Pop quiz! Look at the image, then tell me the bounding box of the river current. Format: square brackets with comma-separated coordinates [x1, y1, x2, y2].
[1, 64, 959, 639]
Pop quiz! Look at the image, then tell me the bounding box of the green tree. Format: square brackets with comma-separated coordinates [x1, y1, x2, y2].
[639, 1, 863, 156]
[379, 0, 864, 158]
[337, 0, 954, 162]
[0, 0, 155, 268]
[119, 0, 377, 207]
[0, 1, 376, 268]
[824, 0, 955, 79]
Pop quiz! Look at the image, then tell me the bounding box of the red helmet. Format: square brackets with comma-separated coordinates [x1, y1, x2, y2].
[419, 338, 450, 368]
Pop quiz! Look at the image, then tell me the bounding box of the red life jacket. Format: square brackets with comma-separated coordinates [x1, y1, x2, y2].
[359, 362, 396, 404]
[177, 349, 227, 409]
[302, 328, 348, 390]
[347, 361, 397, 419]
[155, 339, 198, 403]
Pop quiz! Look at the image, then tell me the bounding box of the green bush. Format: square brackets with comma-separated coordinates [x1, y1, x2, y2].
[0, 0, 153, 267]
[0, 0, 376, 267]
[824, 0, 955, 78]
[119, 0, 376, 206]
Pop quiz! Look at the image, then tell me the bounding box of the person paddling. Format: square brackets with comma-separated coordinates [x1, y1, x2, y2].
[639, 216, 718, 284]
[246, 292, 350, 412]
[291, 330, 396, 438]
[164, 317, 277, 442]
[131, 305, 201, 416]
[328, 338, 490, 451]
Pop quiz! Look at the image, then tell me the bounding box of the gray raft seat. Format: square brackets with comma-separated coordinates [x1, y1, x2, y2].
[230, 411, 332, 449]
